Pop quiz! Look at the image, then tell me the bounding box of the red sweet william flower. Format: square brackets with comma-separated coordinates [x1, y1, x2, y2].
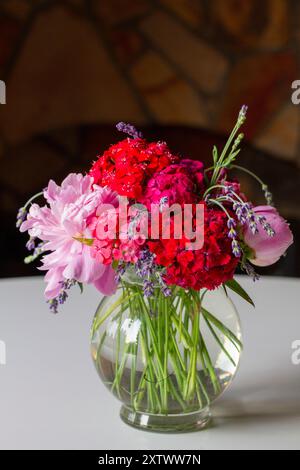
[89, 138, 177, 199]
[140, 159, 205, 209]
[148, 206, 239, 290]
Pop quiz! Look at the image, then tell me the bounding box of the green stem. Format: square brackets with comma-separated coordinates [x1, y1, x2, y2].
[211, 122, 241, 184]
[184, 293, 200, 400]
[203, 315, 237, 367]
[162, 295, 169, 411]
[202, 307, 242, 351]
[230, 164, 265, 187]
[23, 191, 44, 209]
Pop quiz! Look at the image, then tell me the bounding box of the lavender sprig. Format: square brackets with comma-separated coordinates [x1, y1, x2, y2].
[24, 242, 45, 264]
[16, 191, 44, 230]
[238, 105, 248, 124]
[262, 184, 273, 206]
[135, 249, 156, 297]
[16, 207, 27, 228]
[143, 279, 154, 298]
[208, 199, 243, 258]
[135, 249, 155, 278]
[116, 122, 143, 139]
[227, 218, 237, 239]
[26, 236, 36, 251]
[210, 105, 248, 185]
[58, 279, 76, 304]
[135, 249, 171, 297]
[231, 239, 242, 258]
[47, 298, 58, 314]
[47, 279, 77, 313]
[257, 215, 275, 237]
[228, 165, 274, 206]
[231, 201, 258, 234]
[242, 262, 260, 282]
[221, 192, 275, 238]
[155, 271, 172, 297]
[115, 262, 129, 283]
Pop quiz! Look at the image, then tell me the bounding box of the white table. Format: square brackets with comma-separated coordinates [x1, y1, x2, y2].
[0, 275, 299, 450]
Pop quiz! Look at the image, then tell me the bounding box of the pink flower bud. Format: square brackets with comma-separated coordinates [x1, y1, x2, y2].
[244, 205, 293, 267]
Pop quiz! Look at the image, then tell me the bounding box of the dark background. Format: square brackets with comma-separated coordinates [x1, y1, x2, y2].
[0, 0, 299, 278]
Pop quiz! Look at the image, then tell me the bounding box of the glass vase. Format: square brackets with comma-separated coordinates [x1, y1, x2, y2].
[90, 277, 242, 433]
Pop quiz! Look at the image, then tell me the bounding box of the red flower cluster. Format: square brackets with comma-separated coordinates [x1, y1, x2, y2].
[88, 130, 241, 291]
[89, 138, 177, 199]
[140, 159, 204, 209]
[148, 207, 239, 290]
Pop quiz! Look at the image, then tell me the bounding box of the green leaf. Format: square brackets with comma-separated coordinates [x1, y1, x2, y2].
[77, 282, 83, 294]
[229, 148, 241, 161]
[201, 307, 243, 351]
[73, 236, 94, 246]
[112, 259, 119, 270]
[223, 149, 241, 168]
[225, 278, 255, 307]
[213, 145, 218, 164]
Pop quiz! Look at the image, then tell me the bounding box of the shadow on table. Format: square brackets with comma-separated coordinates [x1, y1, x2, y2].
[212, 375, 300, 428]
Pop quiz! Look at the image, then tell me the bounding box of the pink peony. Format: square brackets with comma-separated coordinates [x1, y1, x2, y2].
[139, 160, 204, 209]
[20, 173, 118, 299]
[244, 205, 293, 267]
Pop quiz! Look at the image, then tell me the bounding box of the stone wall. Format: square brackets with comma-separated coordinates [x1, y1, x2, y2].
[0, 0, 299, 162]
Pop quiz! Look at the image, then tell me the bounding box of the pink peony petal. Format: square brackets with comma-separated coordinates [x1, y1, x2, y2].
[244, 205, 293, 267]
[93, 265, 117, 296]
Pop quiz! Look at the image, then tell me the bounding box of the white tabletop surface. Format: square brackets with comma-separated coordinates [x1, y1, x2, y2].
[0, 275, 299, 450]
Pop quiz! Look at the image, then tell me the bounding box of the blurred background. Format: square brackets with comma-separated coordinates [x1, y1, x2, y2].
[0, 0, 299, 278]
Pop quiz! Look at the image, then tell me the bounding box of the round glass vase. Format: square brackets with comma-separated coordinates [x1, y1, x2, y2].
[90, 278, 242, 433]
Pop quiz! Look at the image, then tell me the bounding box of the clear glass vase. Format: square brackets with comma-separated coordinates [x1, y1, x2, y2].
[90, 277, 242, 433]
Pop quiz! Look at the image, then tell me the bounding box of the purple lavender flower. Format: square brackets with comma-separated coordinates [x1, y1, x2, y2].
[238, 105, 248, 124]
[115, 262, 128, 283]
[24, 242, 45, 264]
[232, 202, 247, 224]
[16, 207, 27, 229]
[161, 284, 171, 297]
[231, 239, 242, 258]
[223, 184, 235, 196]
[26, 237, 36, 251]
[135, 249, 171, 298]
[248, 213, 259, 235]
[135, 249, 155, 279]
[143, 279, 154, 298]
[155, 271, 172, 297]
[116, 122, 143, 139]
[256, 215, 275, 237]
[47, 298, 58, 314]
[227, 218, 236, 229]
[228, 228, 237, 239]
[243, 262, 260, 282]
[47, 279, 76, 313]
[58, 279, 76, 304]
[231, 201, 259, 234]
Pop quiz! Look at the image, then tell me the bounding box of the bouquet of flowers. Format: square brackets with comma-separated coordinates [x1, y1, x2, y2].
[17, 107, 293, 431]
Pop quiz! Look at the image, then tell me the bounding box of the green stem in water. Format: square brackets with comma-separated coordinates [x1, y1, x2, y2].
[184, 293, 200, 400]
[162, 295, 169, 411]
